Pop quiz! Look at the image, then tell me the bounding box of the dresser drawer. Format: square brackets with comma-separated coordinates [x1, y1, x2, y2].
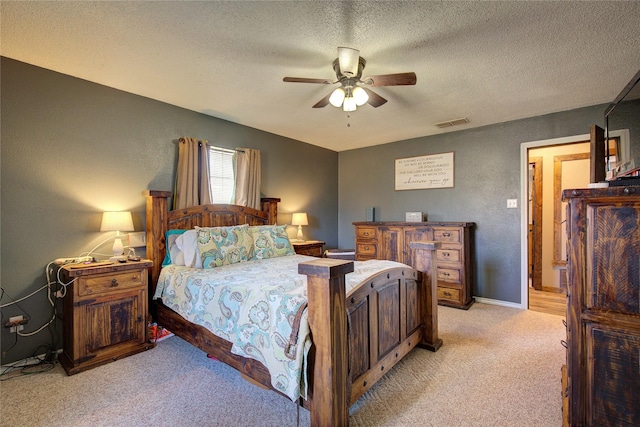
[356, 242, 377, 257]
[356, 227, 377, 239]
[437, 248, 461, 264]
[433, 228, 461, 243]
[78, 271, 145, 297]
[437, 267, 461, 284]
[438, 287, 460, 302]
[296, 246, 322, 257]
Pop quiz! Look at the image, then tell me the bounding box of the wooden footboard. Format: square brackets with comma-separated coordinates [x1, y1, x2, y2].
[345, 264, 432, 403]
[300, 245, 441, 426]
[144, 191, 441, 427]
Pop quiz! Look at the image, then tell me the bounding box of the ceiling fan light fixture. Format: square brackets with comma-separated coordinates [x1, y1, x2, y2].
[283, 46, 416, 111]
[329, 87, 346, 107]
[352, 86, 368, 106]
[343, 96, 356, 112]
[338, 47, 360, 77]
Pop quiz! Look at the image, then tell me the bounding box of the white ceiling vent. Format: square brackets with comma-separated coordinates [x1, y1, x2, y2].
[435, 118, 470, 129]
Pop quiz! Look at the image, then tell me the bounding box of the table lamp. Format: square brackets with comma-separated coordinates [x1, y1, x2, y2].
[100, 211, 134, 260]
[291, 212, 308, 242]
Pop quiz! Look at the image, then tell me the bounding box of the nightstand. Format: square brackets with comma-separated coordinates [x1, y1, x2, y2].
[58, 259, 154, 375]
[292, 240, 325, 257]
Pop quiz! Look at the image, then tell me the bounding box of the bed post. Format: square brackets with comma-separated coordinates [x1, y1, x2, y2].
[299, 259, 354, 427]
[409, 241, 443, 352]
[260, 198, 280, 225]
[144, 190, 171, 290]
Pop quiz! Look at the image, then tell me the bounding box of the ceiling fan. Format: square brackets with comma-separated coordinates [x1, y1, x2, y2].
[283, 47, 417, 111]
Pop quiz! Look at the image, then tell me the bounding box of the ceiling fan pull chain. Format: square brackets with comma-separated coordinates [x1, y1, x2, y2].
[347, 112, 351, 128]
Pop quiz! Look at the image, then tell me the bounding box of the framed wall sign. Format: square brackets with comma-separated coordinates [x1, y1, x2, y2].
[395, 151, 454, 190]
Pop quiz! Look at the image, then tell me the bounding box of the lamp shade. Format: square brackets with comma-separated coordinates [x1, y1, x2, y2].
[342, 96, 356, 112]
[100, 211, 134, 232]
[291, 212, 308, 226]
[329, 87, 346, 107]
[352, 86, 369, 106]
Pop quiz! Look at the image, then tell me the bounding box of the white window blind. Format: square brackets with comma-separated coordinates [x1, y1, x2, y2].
[209, 146, 235, 204]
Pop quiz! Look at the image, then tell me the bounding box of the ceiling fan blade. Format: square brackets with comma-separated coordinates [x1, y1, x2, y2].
[337, 47, 360, 77]
[312, 92, 332, 108]
[363, 88, 387, 107]
[283, 77, 333, 84]
[365, 72, 417, 87]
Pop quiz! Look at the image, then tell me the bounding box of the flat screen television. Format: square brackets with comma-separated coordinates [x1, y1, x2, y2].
[605, 69, 640, 178]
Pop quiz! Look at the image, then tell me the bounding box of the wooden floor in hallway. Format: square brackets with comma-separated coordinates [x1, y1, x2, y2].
[529, 287, 566, 317]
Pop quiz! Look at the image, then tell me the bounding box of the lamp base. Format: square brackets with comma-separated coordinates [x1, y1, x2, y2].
[110, 237, 125, 261]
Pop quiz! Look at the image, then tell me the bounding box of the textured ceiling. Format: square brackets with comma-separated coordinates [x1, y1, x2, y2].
[2, 1, 640, 152]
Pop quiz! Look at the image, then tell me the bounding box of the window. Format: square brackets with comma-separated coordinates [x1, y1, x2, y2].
[209, 146, 235, 203]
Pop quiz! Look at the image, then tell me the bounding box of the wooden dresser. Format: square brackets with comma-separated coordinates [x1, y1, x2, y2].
[353, 221, 475, 309]
[562, 187, 640, 426]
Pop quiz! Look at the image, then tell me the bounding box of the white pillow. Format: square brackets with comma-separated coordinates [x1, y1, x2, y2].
[175, 229, 202, 268]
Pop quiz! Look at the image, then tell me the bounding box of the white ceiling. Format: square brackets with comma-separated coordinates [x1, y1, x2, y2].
[2, 1, 640, 152]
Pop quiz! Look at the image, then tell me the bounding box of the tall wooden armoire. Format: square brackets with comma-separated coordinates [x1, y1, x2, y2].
[562, 187, 640, 426]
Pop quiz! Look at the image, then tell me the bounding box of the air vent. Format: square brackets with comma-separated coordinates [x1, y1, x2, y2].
[434, 117, 469, 129]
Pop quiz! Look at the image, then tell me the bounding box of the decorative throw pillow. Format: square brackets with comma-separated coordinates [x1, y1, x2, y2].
[196, 224, 254, 268]
[249, 224, 295, 260]
[176, 229, 201, 268]
[162, 229, 186, 266]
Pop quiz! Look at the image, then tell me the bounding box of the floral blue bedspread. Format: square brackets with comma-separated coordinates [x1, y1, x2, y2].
[154, 254, 407, 401]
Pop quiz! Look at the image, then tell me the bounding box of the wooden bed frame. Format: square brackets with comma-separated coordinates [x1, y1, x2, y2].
[144, 190, 442, 426]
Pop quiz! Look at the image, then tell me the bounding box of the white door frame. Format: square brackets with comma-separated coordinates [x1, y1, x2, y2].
[519, 130, 629, 308]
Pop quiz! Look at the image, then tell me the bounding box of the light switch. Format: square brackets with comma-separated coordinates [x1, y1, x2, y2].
[507, 199, 518, 209]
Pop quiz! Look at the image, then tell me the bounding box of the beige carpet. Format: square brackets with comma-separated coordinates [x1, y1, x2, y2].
[0, 303, 565, 426]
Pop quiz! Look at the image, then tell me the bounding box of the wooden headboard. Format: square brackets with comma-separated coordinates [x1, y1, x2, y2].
[144, 190, 280, 289]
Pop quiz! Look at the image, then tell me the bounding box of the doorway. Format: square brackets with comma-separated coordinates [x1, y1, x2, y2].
[519, 132, 628, 311]
[527, 142, 590, 315]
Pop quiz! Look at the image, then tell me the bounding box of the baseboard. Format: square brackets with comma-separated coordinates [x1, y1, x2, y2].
[474, 297, 525, 310]
[541, 286, 565, 294]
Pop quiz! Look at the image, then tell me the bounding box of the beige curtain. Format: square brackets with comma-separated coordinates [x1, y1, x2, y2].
[174, 137, 212, 209]
[233, 148, 261, 210]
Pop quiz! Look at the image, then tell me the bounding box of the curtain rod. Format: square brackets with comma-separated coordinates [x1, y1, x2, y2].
[209, 146, 245, 153]
[179, 139, 245, 153]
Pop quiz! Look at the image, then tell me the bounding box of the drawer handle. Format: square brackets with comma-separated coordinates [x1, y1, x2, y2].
[443, 291, 452, 297]
[111, 279, 119, 287]
[442, 232, 451, 237]
[442, 272, 450, 277]
[363, 232, 370, 236]
[443, 252, 450, 257]
[560, 340, 568, 349]
[364, 246, 370, 250]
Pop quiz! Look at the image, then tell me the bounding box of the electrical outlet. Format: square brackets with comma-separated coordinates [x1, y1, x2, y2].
[507, 199, 518, 209]
[9, 324, 24, 333]
[5, 315, 27, 333]
[9, 315, 24, 324]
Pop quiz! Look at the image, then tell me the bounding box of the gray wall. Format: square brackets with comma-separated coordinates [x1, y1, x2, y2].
[338, 102, 639, 303]
[0, 58, 338, 364]
[3, 56, 638, 365]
